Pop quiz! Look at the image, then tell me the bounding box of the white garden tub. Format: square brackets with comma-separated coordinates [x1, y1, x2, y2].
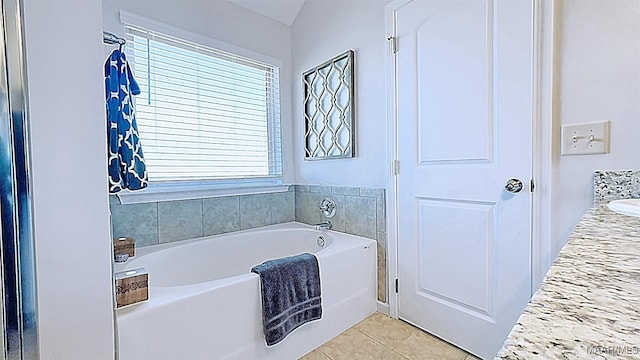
[114, 222, 376, 360]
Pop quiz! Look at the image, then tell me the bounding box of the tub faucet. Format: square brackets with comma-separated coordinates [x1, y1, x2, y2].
[314, 221, 332, 231]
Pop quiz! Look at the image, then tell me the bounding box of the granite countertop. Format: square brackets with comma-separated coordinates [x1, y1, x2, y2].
[496, 205, 640, 359]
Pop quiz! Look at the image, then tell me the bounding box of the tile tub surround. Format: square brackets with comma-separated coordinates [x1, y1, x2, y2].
[496, 205, 640, 359]
[110, 188, 295, 246]
[295, 185, 387, 303]
[593, 169, 640, 204]
[110, 184, 388, 303]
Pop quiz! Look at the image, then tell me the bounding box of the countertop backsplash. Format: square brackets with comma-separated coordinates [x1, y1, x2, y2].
[593, 170, 640, 204]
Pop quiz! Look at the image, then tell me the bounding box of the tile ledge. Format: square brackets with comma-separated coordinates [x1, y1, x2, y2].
[114, 185, 290, 204]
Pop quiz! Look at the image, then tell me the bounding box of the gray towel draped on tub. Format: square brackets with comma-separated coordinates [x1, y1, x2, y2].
[251, 253, 322, 346]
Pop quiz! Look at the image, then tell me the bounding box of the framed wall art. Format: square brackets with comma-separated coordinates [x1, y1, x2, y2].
[303, 50, 355, 160]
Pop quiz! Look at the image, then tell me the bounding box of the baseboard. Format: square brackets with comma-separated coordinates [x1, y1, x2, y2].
[376, 301, 390, 315]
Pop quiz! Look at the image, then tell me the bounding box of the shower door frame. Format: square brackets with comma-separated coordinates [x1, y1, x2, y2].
[0, 0, 39, 358]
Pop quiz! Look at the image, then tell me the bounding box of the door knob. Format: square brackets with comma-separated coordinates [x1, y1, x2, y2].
[504, 178, 524, 193]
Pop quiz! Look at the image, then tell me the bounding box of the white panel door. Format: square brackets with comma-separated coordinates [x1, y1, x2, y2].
[394, 0, 533, 358]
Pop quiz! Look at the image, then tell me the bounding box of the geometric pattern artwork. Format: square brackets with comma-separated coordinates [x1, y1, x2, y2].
[104, 49, 148, 193]
[303, 50, 355, 159]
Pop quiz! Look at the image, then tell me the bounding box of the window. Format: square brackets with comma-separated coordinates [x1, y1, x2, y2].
[124, 25, 282, 186]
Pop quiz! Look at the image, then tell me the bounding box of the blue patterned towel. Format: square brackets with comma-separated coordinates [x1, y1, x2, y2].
[251, 253, 322, 346]
[104, 49, 148, 193]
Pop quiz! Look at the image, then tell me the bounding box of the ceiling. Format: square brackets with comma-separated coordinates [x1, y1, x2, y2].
[228, 0, 306, 26]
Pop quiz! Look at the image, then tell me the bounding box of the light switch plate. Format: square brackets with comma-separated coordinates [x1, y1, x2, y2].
[561, 120, 610, 156]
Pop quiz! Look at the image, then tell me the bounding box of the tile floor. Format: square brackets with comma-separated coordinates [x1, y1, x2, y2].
[300, 313, 481, 360]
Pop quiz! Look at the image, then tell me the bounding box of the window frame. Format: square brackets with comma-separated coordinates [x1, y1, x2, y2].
[115, 12, 286, 204]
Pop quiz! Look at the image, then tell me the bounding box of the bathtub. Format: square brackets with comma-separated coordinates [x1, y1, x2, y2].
[114, 222, 377, 360]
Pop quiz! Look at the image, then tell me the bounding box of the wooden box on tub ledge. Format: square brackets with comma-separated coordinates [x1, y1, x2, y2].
[115, 268, 148, 308]
[113, 237, 135, 258]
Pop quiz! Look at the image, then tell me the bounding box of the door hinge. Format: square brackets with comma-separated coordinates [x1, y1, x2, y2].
[392, 160, 400, 175]
[530, 179, 535, 193]
[387, 36, 397, 53]
[395, 278, 399, 293]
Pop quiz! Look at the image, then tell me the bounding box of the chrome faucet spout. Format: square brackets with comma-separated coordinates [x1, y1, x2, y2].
[314, 221, 332, 231]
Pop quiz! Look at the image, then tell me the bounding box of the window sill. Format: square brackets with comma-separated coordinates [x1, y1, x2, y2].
[113, 182, 290, 204]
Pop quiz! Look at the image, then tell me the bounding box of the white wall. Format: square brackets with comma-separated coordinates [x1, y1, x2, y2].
[102, 0, 295, 184]
[292, 0, 390, 189]
[551, 0, 640, 256]
[23, 0, 115, 358]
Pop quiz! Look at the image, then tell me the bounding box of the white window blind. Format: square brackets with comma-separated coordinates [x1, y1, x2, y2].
[124, 25, 282, 183]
